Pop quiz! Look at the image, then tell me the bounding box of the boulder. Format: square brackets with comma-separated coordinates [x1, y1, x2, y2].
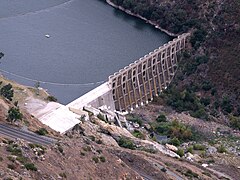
[165, 144, 178, 152]
[207, 146, 217, 155]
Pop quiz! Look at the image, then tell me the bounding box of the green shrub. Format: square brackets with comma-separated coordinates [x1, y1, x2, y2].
[190, 108, 208, 120]
[217, 144, 227, 153]
[16, 156, 28, 164]
[221, 97, 233, 114]
[6, 145, 22, 156]
[170, 137, 180, 146]
[99, 156, 106, 162]
[229, 115, 240, 130]
[7, 107, 23, 123]
[35, 128, 48, 136]
[151, 120, 193, 142]
[97, 113, 106, 122]
[156, 114, 167, 122]
[176, 148, 184, 157]
[28, 143, 35, 149]
[0, 83, 14, 101]
[193, 144, 206, 151]
[185, 169, 199, 178]
[187, 146, 193, 153]
[92, 156, 99, 163]
[140, 147, 157, 154]
[118, 136, 135, 150]
[200, 97, 211, 106]
[127, 116, 143, 126]
[24, 163, 37, 171]
[201, 81, 212, 91]
[132, 130, 145, 139]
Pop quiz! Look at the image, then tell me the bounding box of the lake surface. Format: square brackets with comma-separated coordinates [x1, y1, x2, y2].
[0, 0, 171, 104]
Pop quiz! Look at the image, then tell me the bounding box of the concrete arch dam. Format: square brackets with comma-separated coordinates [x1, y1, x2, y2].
[69, 33, 190, 112]
[38, 33, 190, 133]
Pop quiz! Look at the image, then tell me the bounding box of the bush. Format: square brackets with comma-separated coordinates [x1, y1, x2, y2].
[99, 156, 106, 162]
[193, 144, 206, 151]
[7, 107, 22, 123]
[187, 146, 193, 153]
[156, 114, 167, 122]
[35, 128, 48, 136]
[97, 114, 107, 122]
[185, 169, 199, 178]
[176, 148, 184, 157]
[221, 97, 233, 114]
[92, 156, 99, 163]
[0, 83, 14, 101]
[229, 115, 240, 130]
[217, 144, 227, 153]
[151, 120, 193, 142]
[202, 81, 212, 91]
[170, 137, 180, 146]
[16, 156, 28, 164]
[24, 163, 37, 171]
[127, 116, 143, 126]
[200, 98, 211, 106]
[190, 108, 208, 120]
[118, 136, 135, 150]
[132, 130, 145, 139]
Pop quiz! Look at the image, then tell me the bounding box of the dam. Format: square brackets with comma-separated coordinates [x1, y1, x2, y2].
[38, 33, 190, 133]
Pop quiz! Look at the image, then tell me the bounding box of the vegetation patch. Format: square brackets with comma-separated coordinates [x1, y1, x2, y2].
[117, 136, 135, 150]
[132, 130, 145, 139]
[35, 128, 48, 136]
[24, 163, 37, 171]
[151, 120, 193, 144]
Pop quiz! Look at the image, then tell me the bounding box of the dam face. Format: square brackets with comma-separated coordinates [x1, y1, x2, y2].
[108, 33, 190, 112]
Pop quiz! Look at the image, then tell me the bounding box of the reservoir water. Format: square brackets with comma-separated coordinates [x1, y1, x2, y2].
[0, 0, 171, 104]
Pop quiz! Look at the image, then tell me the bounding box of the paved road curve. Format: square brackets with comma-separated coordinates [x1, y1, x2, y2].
[0, 124, 56, 145]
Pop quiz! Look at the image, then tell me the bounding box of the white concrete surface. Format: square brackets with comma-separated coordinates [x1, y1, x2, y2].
[67, 82, 112, 109]
[39, 106, 80, 133]
[25, 97, 80, 133]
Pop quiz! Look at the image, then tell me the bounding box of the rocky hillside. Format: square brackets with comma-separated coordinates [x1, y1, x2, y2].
[109, 0, 240, 128]
[1, 115, 238, 180]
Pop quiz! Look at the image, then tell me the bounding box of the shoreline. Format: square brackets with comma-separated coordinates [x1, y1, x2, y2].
[105, 0, 178, 37]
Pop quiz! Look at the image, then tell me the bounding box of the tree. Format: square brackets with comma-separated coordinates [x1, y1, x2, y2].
[0, 83, 14, 101]
[7, 107, 23, 123]
[156, 114, 167, 122]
